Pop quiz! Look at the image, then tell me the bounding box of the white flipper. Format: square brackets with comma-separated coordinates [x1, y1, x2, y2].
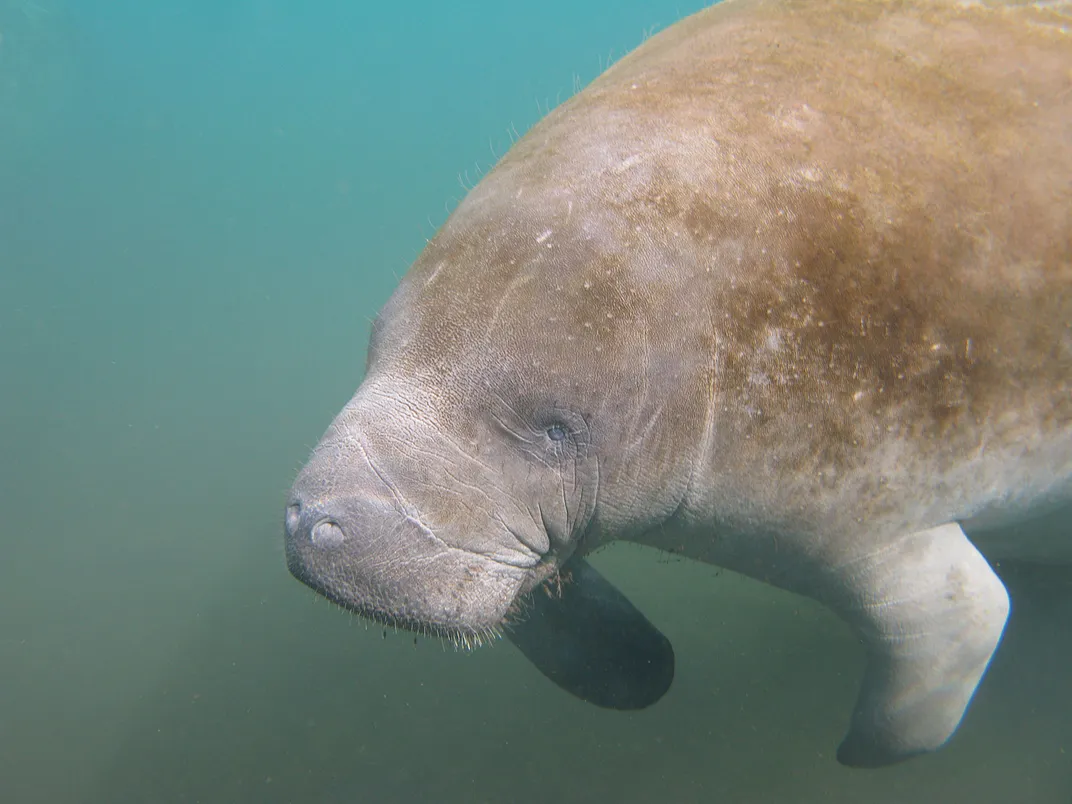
[832, 522, 1010, 767]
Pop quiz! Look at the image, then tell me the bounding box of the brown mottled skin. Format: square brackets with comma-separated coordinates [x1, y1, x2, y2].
[286, 0, 1071, 768]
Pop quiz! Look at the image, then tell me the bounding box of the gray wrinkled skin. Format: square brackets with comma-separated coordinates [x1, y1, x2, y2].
[285, 0, 1071, 767]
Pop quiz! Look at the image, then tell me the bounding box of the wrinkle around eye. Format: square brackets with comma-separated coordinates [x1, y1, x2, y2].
[490, 409, 536, 443]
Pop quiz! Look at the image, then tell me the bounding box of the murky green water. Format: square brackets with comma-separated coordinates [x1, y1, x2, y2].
[1, 2, 1069, 802]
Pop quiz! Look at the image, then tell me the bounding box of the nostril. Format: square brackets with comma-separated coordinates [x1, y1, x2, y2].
[311, 519, 346, 548]
[285, 503, 302, 536]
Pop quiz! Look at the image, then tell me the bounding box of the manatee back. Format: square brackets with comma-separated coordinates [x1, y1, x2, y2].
[504, 0, 1072, 528]
[394, 0, 1071, 533]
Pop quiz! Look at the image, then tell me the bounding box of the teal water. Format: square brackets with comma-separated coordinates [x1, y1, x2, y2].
[1, 2, 1069, 802]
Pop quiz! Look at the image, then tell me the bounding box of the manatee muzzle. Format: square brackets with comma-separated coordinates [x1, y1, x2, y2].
[284, 489, 529, 643]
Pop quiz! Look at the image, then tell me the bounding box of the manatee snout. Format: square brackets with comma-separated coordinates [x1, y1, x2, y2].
[284, 392, 540, 642]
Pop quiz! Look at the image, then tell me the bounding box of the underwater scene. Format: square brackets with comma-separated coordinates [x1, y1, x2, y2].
[1, 1, 1070, 802]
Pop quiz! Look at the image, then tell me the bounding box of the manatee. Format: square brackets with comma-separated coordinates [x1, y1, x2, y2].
[284, 0, 1072, 767]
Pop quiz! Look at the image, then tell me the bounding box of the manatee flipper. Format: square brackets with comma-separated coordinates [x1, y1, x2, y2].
[831, 522, 1010, 767]
[505, 557, 674, 710]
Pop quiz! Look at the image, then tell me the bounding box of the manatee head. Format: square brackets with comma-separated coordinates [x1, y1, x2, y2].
[283, 283, 603, 643]
[282, 106, 706, 643]
[283, 328, 598, 645]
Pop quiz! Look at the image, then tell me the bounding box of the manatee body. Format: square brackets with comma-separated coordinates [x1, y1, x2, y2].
[284, 0, 1072, 767]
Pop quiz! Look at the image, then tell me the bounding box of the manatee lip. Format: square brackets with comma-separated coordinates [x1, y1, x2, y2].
[289, 561, 514, 644]
[283, 498, 538, 642]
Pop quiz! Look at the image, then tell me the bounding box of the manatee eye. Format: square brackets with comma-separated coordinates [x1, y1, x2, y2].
[546, 424, 569, 442]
